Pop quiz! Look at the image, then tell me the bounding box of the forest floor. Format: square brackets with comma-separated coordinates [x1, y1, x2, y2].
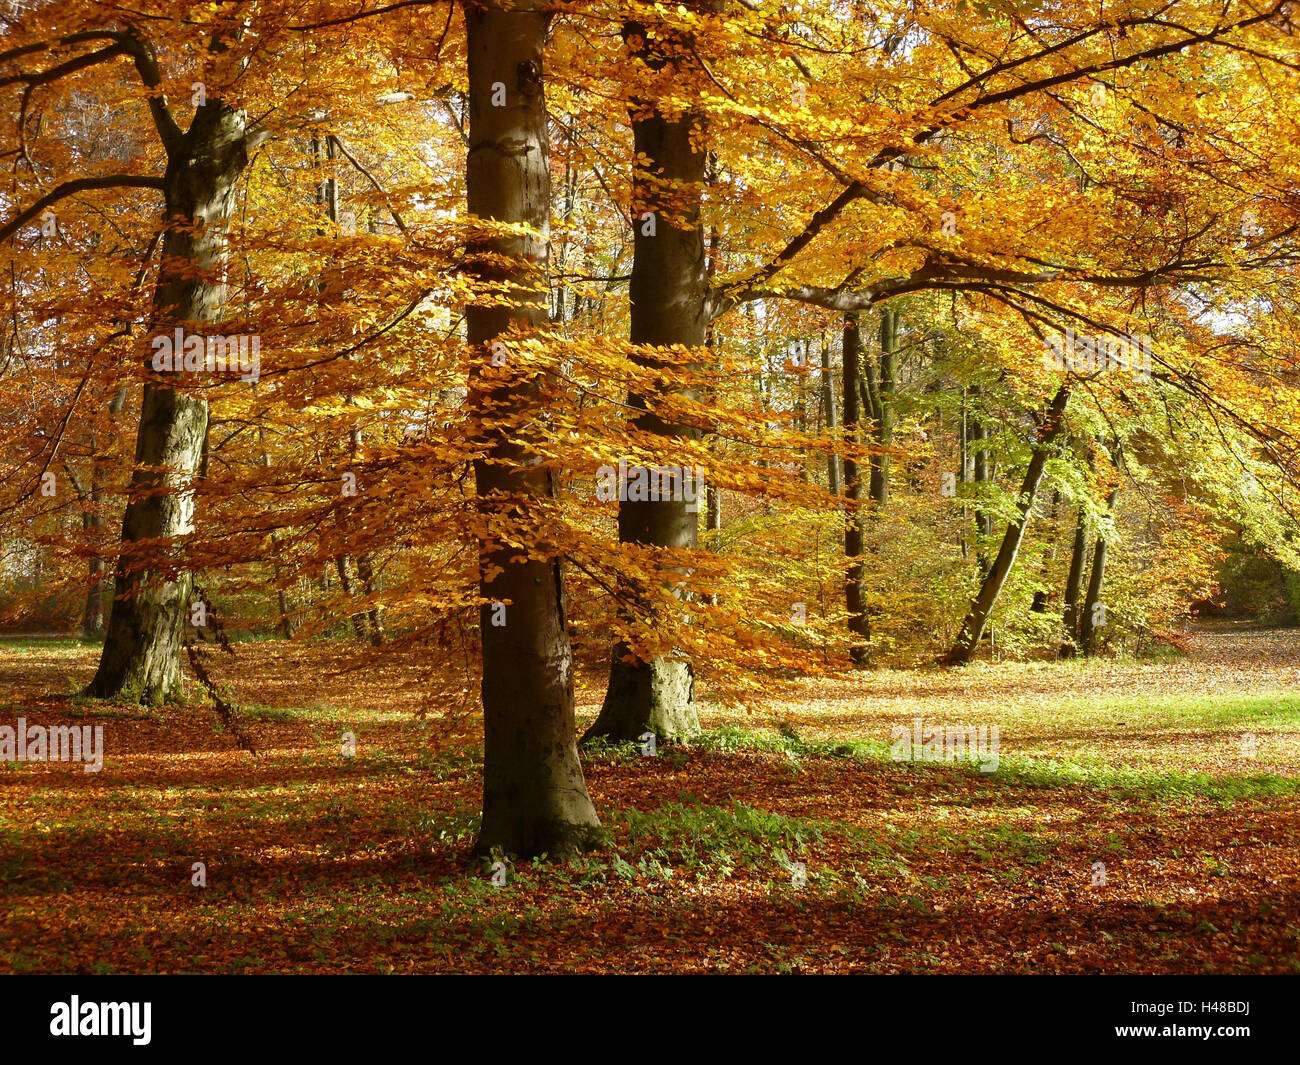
[2, 625, 1298, 974]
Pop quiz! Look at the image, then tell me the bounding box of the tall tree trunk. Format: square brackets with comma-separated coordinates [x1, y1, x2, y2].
[700, 214, 722, 610]
[821, 334, 841, 496]
[85, 99, 252, 703]
[357, 212, 387, 645]
[1059, 506, 1091, 658]
[864, 308, 897, 507]
[277, 587, 293, 639]
[842, 316, 870, 666]
[1079, 484, 1121, 656]
[313, 133, 376, 643]
[258, 424, 296, 639]
[81, 519, 105, 638]
[970, 385, 993, 573]
[80, 467, 106, 639]
[466, 0, 600, 858]
[356, 551, 385, 646]
[702, 476, 721, 607]
[959, 386, 969, 558]
[584, 12, 711, 744]
[850, 307, 899, 663]
[64, 458, 105, 639]
[334, 555, 368, 639]
[78, 390, 122, 639]
[942, 384, 1071, 666]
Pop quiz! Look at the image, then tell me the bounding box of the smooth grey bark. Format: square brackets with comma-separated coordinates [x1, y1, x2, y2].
[86, 96, 254, 703]
[86, 391, 123, 639]
[277, 582, 293, 639]
[357, 203, 388, 648]
[585, 13, 711, 744]
[552, 121, 578, 325]
[942, 384, 1071, 665]
[846, 306, 899, 664]
[81, 516, 106, 637]
[466, 0, 601, 859]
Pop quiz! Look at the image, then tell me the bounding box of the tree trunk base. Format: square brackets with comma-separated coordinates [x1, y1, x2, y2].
[582, 647, 700, 745]
[83, 577, 189, 704]
[938, 642, 976, 667]
[83, 654, 182, 706]
[473, 815, 605, 862]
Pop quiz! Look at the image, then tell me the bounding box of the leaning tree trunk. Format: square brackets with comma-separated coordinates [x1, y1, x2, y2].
[584, 12, 712, 744]
[85, 101, 252, 703]
[842, 315, 870, 666]
[942, 384, 1071, 666]
[466, 0, 601, 858]
[1079, 484, 1121, 656]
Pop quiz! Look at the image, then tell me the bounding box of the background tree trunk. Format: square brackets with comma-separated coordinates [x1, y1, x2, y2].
[1080, 484, 1121, 656]
[970, 384, 993, 573]
[334, 555, 368, 639]
[842, 316, 870, 666]
[466, 0, 601, 858]
[258, 425, 296, 639]
[864, 307, 896, 507]
[1030, 490, 1061, 613]
[585, 12, 711, 744]
[821, 334, 841, 496]
[1059, 506, 1090, 658]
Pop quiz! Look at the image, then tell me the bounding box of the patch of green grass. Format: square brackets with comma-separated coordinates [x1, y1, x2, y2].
[993, 757, 1300, 802]
[610, 800, 832, 878]
[239, 702, 298, 723]
[1119, 691, 1300, 729]
[690, 704, 1299, 806]
[692, 723, 889, 761]
[0, 636, 94, 653]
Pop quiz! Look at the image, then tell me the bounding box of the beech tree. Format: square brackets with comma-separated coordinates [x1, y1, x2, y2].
[584, 9, 713, 744]
[464, 0, 601, 856]
[0, 16, 272, 702]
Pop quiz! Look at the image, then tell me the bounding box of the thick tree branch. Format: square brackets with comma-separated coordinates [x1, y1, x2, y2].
[0, 175, 165, 243]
